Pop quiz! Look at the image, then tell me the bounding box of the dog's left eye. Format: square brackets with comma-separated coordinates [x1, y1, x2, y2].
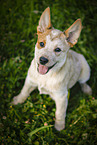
[54, 48, 61, 52]
[40, 42, 44, 47]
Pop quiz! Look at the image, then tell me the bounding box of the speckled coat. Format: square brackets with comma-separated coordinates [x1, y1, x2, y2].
[12, 7, 92, 131]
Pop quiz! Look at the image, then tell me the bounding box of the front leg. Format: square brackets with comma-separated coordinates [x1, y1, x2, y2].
[11, 75, 36, 105]
[53, 91, 68, 131]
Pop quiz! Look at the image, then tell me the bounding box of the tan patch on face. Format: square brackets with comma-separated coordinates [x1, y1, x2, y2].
[36, 29, 68, 49]
[37, 29, 51, 49]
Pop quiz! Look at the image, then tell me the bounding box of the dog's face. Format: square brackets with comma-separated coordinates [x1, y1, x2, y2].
[35, 28, 70, 75]
[35, 7, 82, 75]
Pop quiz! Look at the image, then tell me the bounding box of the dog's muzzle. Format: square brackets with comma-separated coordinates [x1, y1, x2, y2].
[38, 63, 57, 75]
[39, 56, 49, 65]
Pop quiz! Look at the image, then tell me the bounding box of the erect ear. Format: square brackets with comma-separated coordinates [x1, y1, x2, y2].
[64, 19, 82, 47]
[37, 7, 52, 33]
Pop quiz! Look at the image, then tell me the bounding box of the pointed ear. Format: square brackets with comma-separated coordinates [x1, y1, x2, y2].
[37, 7, 52, 33]
[65, 19, 82, 47]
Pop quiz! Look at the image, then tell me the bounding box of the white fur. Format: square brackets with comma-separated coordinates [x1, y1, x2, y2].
[12, 7, 92, 131]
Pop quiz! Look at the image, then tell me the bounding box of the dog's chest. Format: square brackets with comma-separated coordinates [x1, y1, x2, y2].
[29, 60, 57, 95]
[38, 84, 49, 95]
[37, 76, 55, 95]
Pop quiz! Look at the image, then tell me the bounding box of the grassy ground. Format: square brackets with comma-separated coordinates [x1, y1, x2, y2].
[0, 0, 97, 144]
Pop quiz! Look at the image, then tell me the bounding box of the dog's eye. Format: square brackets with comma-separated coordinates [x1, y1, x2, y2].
[54, 48, 61, 52]
[40, 42, 44, 47]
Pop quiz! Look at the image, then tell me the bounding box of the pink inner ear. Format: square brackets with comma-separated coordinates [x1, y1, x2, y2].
[65, 19, 82, 46]
[37, 7, 52, 33]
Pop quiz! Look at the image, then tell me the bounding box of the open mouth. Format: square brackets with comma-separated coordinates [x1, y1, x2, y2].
[37, 62, 57, 75]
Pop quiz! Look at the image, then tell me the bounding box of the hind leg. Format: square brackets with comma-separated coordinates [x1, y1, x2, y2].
[80, 83, 92, 95]
[78, 55, 92, 95]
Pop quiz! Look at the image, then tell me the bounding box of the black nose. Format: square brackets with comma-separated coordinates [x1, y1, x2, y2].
[39, 56, 49, 65]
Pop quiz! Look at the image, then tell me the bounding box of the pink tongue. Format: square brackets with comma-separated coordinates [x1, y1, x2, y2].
[39, 64, 48, 75]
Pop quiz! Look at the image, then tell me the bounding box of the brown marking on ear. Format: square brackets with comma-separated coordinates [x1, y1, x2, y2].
[37, 29, 52, 49]
[65, 19, 82, 38]
[45, 7, 52, 29]
[67, 42, 74, 47]
[37, 25, 52, 35]
[39, 7, 51, 27]
[37, 7, 52, 33]
[65, 19, 82, 47]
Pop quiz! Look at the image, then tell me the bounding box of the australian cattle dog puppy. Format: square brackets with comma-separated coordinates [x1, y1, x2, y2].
[12, 7, 92, 131]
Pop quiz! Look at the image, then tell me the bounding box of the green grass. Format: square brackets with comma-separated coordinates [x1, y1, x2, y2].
[0, 0, 97, 144]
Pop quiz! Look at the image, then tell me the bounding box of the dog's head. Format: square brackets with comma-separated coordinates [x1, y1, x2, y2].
[35, 7, 82, 75]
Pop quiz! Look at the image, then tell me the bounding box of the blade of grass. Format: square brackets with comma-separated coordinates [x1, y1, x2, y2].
[28, 125, 53, 137]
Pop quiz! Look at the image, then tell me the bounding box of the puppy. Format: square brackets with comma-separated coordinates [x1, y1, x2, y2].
[12, 7, 92, 131]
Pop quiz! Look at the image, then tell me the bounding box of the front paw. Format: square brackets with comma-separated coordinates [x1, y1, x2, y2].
[55, 120, 65, 131]
[11, 96, 20, 105]
[11, 95, 24, 105]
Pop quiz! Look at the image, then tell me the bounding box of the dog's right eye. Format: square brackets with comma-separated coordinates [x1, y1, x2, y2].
[54, 48, 61, 52]
[40, 42, 44, 47]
